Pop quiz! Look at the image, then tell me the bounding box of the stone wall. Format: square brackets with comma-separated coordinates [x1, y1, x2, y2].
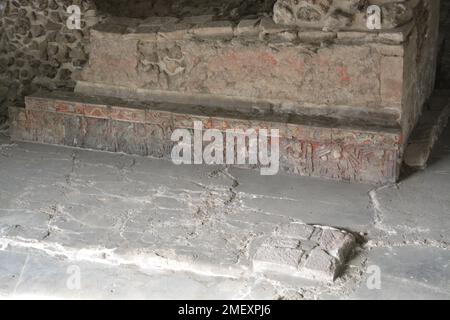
[77, 0, 440, 139]
[273, 0, 416, 30]
[0, 0, 101, 121]
[79, 19, 407, 115]
[401, 0, 440, 136]
[0, 0, 442, 135]
[0, 0, 275, 121]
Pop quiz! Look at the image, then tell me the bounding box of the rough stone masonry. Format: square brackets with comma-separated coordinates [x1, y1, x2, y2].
[0, 0, 276, 119]
[77, 0, 439, 138]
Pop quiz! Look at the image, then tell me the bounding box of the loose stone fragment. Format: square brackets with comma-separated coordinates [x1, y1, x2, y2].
[252, 223, 357, 282]
[302, 247, 338, 282]
[319, 229, 356, 261]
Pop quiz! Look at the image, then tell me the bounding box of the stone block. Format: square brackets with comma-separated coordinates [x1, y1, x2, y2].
[298, 31, 337, 43]
[235, 19, 260, 36]
[261, 236, 301, 249]
[403, 142, 431, 169]
[302, 247, 339, 282]
[158, 22, 193, 41]
[252, 223, 357, 282]
[191, 20, 234, 38]
[275, 223, 315, 240]
[318, 229, 356, 261]
[258, 16, 285, 35]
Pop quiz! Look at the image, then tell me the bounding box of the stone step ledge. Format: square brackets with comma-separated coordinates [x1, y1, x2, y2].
[23, 91, 402, 146]
[10, 91, 403, 184]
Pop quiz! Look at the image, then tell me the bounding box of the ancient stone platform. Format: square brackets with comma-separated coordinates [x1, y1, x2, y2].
[9, 91, 402, 184]
[77, 0, 440, 139]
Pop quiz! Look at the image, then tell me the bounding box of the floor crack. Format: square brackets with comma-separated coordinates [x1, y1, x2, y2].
[368, 184, 398, 235]
[12, 254, 29, 297]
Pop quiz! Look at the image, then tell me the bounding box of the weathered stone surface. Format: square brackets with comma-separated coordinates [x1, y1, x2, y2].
[236, 19, 260, 36]
[319, 228, 355, 261]
[302, 247, 338, 281]
[0, 0, 97, 117]
[275, 222, 315, 240]
[10, 91, 403, 184]
[261, 237, 301, 249]
[76, 1, 440, 143]
[380, 56, 404, 108]
[253, 223, 356, 282]
[273, 0, 415, 31]
[253, 246, 305, 273]
[80, 18, 411, 114]
[2, 0, 441, 186]
[0, 0, 440, 155]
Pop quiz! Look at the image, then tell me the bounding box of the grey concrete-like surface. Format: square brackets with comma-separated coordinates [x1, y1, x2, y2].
[0, 123, 449, 300]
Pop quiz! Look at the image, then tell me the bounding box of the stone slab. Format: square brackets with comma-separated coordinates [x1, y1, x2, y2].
[350, 247, 450, 300]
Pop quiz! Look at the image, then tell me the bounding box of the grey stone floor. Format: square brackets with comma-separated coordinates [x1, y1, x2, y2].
[0, 124, 449, 300]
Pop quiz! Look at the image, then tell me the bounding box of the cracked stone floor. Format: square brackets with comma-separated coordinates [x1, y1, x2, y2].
[0, 123, 449, 300]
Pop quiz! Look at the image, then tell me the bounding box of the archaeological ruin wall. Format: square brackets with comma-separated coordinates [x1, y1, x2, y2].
[2, 0, 443, 183]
